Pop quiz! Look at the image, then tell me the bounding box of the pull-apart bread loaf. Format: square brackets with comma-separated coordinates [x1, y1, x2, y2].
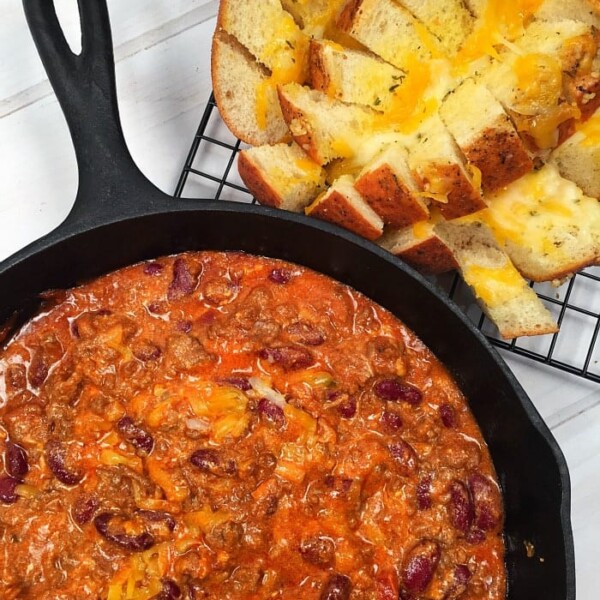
[212, 0, 600, 338]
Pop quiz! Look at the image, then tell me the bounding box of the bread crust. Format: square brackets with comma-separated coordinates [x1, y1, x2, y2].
[394, 237, 459, 274]
[567, 73, 600, 122]
[211, 31, 289, 146]
[277, 87, 322, 163]
[355, 165, 429, 227]
[508, 254, 600, 282]
[462, 127, 534, 192]
[307, 190, 383, 240]
[237, 152, 282, 208]
[413, 163, 486, 219]
[336, 0, 363, 32]
[308, 40, 331, 93]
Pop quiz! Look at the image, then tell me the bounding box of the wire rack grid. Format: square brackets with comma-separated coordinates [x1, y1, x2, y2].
[174, 93, 600, 384]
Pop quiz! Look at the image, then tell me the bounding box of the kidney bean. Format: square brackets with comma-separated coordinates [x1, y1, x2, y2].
[381, 410, 403, 431]
[389, 440, 418, 476]
[204, 520, 243, 552]
[300, 536, 336, 567]
[190, 448, 221, 473]
[442, 565, 472, 600]
[448, 480, 474, 533]
[46, 440, 83, 486]
[0, 476, 19, 504]
[257, 399, 285, 427]
[259, 346, 314, 371]
[468, 472, 502, 532]
[338, 396, 357, 419]
[5, 441, 28, 480]
[150, 580, 182, 600]
[190, 449, 237, 477]
[144, 262, 164, 276]
[147, 302, 167, 315]
[439, 404, 458, 428]
[221, 376, 251, 391]
[285, 321, 325, 346]
[72, 495, 99, 525]
[374, 378, 422, 405]
[168, 258, 196, 301]
[320, 574, 352, 600]
[375, 570, 399, 600]
[28, 337, 64, 389]
[416, 475, 432, 510]
[28, 349, 49, 388]
[268, 268, 292, 284]
[133, 342, 162, 362]
[94, 512, 155, 552]
[116, 416, 154, 455]
[5, 364, 26, 392]
[324, 475, 352, 498]
[465, 528, 486, 545]
[454, 564, 471, 586]
[176, 320, 193, 333]
[401, 540, 441, 595]
[137, 509, 176, 532]
[186, 580, 207, 600]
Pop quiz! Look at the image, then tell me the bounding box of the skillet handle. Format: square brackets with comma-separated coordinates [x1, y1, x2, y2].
[22, 0, 168, 224]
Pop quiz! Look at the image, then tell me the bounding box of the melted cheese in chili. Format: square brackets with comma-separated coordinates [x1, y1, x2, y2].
[0, 252, 506, 600]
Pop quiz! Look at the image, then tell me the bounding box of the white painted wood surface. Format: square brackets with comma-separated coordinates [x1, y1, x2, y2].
[0, 1, 597, 597]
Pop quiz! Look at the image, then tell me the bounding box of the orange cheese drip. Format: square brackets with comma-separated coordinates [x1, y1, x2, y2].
[455, 0, 544, 66]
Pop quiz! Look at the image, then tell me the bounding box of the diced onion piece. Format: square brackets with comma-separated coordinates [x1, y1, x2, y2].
[275, 460, 306, 483]
[287, 370, 335, 389]
[276, 442, 308, 483]
[146, 457, 189, 503]
[284, 404, 318, 441]
[189, 384, 248, 417]
[185, 417, 211, 432]
[213, 413, 250, 442]
[249, 377, 286, 408]
[100, 449, 143, 472]
[14, 484, 39, 499]
[184, 507, 231, 532]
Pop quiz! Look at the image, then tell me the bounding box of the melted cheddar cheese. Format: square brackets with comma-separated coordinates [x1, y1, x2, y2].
[479, 165, 600, 258]
[577, 110, 600, 147]
[462, 262, 527, 307]
[455, 0, 543, 65]
[254, 11, 308, 129]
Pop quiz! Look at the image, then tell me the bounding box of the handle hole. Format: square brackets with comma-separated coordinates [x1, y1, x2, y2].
[54, 0, 82, 56]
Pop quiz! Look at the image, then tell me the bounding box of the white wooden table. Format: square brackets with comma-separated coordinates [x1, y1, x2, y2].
[0, 1, 598, 597]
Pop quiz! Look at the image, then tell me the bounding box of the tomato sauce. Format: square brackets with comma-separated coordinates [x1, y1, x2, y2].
[0, 252, 506, 599]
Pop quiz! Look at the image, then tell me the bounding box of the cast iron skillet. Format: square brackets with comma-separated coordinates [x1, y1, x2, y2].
[1, 1, 574, 597]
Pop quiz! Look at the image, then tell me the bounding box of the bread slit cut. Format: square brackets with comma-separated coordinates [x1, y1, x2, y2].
[407, 115, 486, 219]
[217, 0, 308, 75]
[480, 20, 600, 151]
[535, 0, 600, 28]
[480, 164, 600, 281]
[397, 0, 475, 55]
[212, 31, 289, 145]
[306, 175, 384, 240]
[336, 0, 442, 68]
[237, 143, 327, 212]
[309, 39, 407, 111]
[550, 107, 600, 198]
[434, 221, 559, 339]
[277, 82, 379, 165]
[379, 221, 458, 274]
[440, 79, 533, 191]
[354, 144, 430, 228]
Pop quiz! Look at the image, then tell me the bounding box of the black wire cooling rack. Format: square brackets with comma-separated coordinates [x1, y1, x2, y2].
[174, 93, 600, 383]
